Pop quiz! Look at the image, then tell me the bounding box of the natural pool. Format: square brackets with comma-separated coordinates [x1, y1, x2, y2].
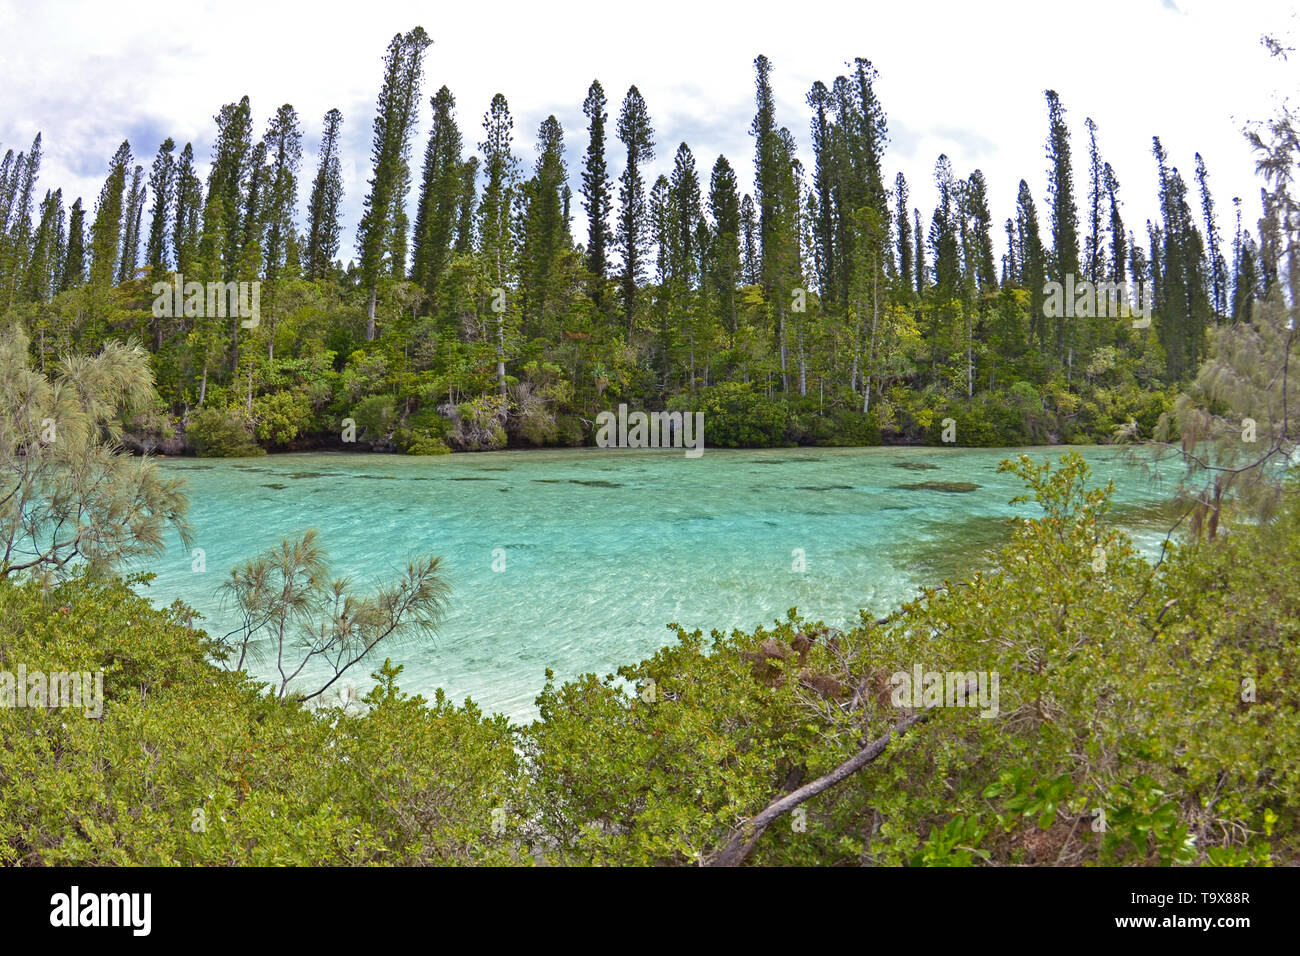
[139, 445, 1180, 720]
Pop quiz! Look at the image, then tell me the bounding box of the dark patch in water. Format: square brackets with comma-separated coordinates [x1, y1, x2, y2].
[750, 457, 822, 465]
[533, 479, 565, 483]
[892, 461, 941, 471]
[499, 487, 510, 492]
[570, 479, 622, 488]
[451, 476, 494, 481]
[287, 472, 328, 479]
[410, 476, 435, 481]
[796, 484, 854, 491]
[893, 481, 981, 493]
[262, 483, 287, 490]
[356, 475, 398, 480]
[480, 467, 510, 472]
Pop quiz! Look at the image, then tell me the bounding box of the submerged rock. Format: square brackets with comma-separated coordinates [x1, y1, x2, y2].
[893, 481, 981, 493]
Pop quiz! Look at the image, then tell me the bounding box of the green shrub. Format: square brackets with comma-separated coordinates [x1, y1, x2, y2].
[186, 407, 264, 457]
[671, 382, 787, 448]
[351, 395, 398, 445]
[786, 401, 881, 446]
[0, 574, 521, 865]
[395, 406, 451, 455]
[253, 389, 311, 446]
[555, 413, 586, 447]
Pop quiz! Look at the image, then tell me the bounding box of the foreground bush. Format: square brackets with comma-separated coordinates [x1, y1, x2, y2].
[0, 577, 521, 865]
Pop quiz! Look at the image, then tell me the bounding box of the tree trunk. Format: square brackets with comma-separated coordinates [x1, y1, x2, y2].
[778, 303, 788, 394]
[496, 311, 507, 400]
[864, 266, 879, 414]
[705, 680, 979, 867]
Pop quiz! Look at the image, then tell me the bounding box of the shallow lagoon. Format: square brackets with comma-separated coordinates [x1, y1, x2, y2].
[140, 445, 1179, 720]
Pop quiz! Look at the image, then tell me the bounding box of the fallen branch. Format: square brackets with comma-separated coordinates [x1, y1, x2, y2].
[704, 679, 979, 867]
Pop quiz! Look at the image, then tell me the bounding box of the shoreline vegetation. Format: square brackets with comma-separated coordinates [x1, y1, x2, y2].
[2, 23, 1298, 866]
[4, 30, 1206, 464]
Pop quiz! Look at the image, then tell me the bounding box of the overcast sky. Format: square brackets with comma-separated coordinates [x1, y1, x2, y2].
[0, 0, 1295, 272]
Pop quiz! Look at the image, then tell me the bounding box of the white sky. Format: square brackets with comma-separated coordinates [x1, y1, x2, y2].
[1, 0, 1295, 270]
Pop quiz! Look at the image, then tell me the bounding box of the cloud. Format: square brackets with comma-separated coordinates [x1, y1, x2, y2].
[0, 0, 1288, 267]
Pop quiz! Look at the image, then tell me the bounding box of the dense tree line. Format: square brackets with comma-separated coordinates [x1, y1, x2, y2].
[0, 27, 1279, 454]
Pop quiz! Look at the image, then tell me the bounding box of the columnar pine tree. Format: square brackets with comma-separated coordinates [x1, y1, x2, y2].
[751, 55, 778, 289]
[740, 193, 759, 286]
[807, 80, 836, 300]
[411, 88, 463, 302]
[207, 97, 253, 277]
[1016, 180, 1046, 347]
[1105, 162, 1126, 284]
[930, 156, 961, 301]
[479, 92, 518, 397]
[707, 155, 741, 338]
[913, 207, 926, 294]
[355, 27, 432, 339]
[117, 164, 146, 284]
[965, 169, 997, 292]
[1194, 152, 1227, 317]
[89, 141, 130, 289]
[580, 80, 612, 286]
[664, 142, 705, 387]
[144, 138, 176, 273]
[454, 157, 478, 255]
[261, 104, 302, 281]
[172, 144, 202, 275]
[239, 140, 267, 269]
[1003, 217, 1017, 284]
[20, 188, 62, 303]
[304, 109, 344, 281]
[1, 135, 41, 308]
[1045, 90, 1079, 372]
[895, 172, 912, 295]
[1230, 196, 1259, 321]
[520, 116, 568, 341]
[61, 197, 85, 291]
[1083, 117, 1104, 283]
[616, 85, 654, 334]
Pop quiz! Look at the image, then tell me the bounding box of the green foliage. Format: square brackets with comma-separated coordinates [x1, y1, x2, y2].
[214, 528, 450, 702]
[253, 389, 311, 446]
[186, 406, 264, 457]
[394, 406, 451, 455]
[787, 399, 882, 446]
[0, 574, 519, 865]
[672, 381, 787, 447]
[350, 394, 398, 445]
[0, 327, 191, 579]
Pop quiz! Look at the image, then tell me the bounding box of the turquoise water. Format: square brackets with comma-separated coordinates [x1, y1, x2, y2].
[139, 445, 1179, 721]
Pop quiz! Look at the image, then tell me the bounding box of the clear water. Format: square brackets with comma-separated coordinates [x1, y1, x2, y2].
[138, 445, 1180, 721]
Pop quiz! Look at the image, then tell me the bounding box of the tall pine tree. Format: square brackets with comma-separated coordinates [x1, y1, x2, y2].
[305, 109, 344, 280]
